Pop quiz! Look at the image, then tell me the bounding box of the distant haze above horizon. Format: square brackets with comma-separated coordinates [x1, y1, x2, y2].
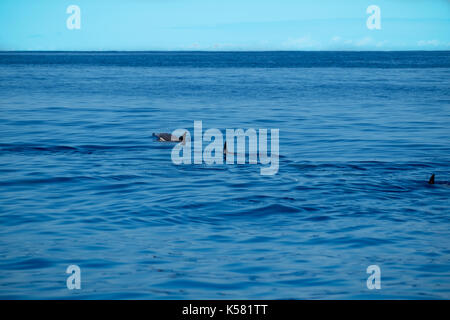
[0, 0, 449, 51]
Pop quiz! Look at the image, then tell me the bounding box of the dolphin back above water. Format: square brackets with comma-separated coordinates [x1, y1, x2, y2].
[429, 174, 435, 184]
[153, 132, 186, 142]
[428, 174, 450, 185]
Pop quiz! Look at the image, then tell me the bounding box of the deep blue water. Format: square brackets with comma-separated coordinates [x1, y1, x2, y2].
[0, 52, 449, 299]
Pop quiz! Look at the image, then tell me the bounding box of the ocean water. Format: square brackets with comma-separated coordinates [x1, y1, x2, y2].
[0, 51, 449, 299]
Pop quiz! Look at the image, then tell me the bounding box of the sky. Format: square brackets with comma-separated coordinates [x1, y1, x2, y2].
[0, 0, 449, 51]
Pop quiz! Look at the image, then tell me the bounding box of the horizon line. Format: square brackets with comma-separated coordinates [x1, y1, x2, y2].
[1, 50, 449, 53]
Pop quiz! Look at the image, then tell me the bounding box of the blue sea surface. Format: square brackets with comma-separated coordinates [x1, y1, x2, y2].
[0, 51, 449, 299]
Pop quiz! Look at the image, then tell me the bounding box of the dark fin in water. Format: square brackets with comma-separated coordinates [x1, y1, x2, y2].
[153, 133, 172, 142]
[428, 174, 435, 184]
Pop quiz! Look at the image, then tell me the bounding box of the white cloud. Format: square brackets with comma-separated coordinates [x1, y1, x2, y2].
[375, 40, 388, 47]
[417, 40, 440, 46]
[355, 37, 373, 47]
[282, 36, 320, 49]
[329, 36, 389, 49]
[331, 36, 341, 42]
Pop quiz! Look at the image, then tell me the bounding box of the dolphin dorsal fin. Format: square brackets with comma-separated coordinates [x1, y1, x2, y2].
[428, 174, 435, 184]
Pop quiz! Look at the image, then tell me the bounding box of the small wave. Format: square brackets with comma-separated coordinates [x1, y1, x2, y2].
[0, 144, 79, 153]
[0, 176, 97, 187]
[233, 204, 301, 217]
[0, 143, 148, 155]
[0, 258, 54, 270]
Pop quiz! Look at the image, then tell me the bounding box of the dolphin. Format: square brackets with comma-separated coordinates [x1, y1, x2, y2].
[428, 174, 450, 185]
[428, 174, 435, 184]
[153, 132, 186, 143]
[223, 142, 229, 155]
